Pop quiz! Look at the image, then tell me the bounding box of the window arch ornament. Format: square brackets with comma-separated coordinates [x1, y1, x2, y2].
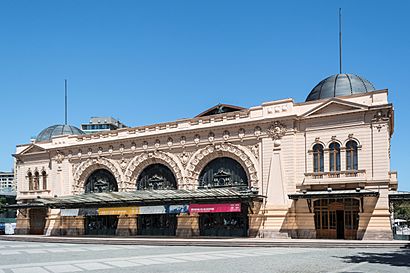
[84, 169, 118, 193]
[186, 143, 259, 189]
[198, 157, 247, 188]
[313, 143, 324, 173]
[73, 157, 123, 194]
[124, 151, 183, 190]
[346, 140, 358, 171]
[136, 163, 177, 190]
[329, 142, 341, 172]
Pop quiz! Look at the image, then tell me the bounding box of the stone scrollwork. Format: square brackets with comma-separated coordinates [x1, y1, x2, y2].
[186, 143, 259, 188]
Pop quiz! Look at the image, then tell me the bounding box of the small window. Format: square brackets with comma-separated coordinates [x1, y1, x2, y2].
[313, 144, 324, 172]
[28, 172, 33, 190]
[34, 172, 40, 190]
[329, 142, 341, 172]
[42, 171, 47, 190]
[346, 141, 358, 170]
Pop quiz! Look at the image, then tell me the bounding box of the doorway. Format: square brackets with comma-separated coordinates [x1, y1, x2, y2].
[85, 216, 118, 235]
[29, 208, 47, 235]
[137, 214, 177, 236]
[336, 210, 345, 239]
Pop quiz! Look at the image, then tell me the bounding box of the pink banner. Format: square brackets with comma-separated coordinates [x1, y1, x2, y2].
[189, 203, 241, 213]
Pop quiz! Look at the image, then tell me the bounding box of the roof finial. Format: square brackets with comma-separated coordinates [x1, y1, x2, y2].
[64, 79, 68, 125]
[339, 8, 342, 74]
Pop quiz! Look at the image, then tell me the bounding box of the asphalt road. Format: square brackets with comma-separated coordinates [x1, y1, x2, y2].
[0, 240, 408, 273]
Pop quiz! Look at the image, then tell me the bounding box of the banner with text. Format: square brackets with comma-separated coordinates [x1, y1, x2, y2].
[189, 203, 241, 213]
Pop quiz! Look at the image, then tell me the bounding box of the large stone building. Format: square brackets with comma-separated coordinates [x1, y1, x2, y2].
[12, 73, 398, 239]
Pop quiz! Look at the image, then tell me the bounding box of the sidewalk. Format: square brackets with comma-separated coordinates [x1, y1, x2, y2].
[1, 235, 409, 248]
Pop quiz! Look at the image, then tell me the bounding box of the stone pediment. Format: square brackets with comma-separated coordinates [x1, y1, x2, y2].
[19, 144, 47, 155]
[302, 98, 368, 118]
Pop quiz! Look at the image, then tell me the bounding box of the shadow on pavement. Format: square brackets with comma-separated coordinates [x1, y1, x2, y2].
[338, 248, 410, 268]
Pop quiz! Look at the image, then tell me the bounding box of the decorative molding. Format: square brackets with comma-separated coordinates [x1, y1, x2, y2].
[124, 151, 184, 190]
[186, 143, 259, 188]
[267, 121, 287, 140]
[72, 157, 123, 194]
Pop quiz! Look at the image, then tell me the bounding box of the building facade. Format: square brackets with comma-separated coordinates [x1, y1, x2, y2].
[0, 171, 15, 192]
[12, 74, 398, 239]
[81, 117, 128, 134]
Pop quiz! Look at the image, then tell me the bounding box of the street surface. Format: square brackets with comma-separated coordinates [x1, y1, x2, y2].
[0, 240, 408, 273]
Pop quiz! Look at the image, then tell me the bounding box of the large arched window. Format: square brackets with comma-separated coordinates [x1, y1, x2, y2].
[313, 144, 324, 173]
[198, 157, 247, 188]
[85, 169, 118, 193]
[28, 172, 33, 191]
[34, 171, 40, 190]
[42, 171, 47, 190]
[329, 142, 341, 172]
[346, 141, 358, 170]
[136, 164, 177, 190]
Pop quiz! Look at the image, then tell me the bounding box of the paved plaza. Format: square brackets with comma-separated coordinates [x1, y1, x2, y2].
[0, 240, 408, 273]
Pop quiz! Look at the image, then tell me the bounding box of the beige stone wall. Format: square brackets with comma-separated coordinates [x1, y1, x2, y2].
[14, 90, 396, 240]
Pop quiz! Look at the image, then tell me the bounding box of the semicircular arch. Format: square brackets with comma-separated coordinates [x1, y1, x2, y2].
[186, 143, 259, 189]
[73, 157, 123, 194]
[124, 151, 184, 190]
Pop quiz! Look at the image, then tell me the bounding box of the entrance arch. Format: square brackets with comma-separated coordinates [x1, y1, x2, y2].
[83, 169, 119, 235]
[198, 157, 248, 188]
[136, 163, 177, 236]
[84, 169, 118, 193]
[136, 163, 177, 190]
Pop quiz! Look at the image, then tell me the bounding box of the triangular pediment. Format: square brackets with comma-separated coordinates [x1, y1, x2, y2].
[302, 98, 368, 118]
[19, 144, 47, 155]
[195, 103, 245, 117]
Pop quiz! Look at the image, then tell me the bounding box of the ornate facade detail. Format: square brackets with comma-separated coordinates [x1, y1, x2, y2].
[72, 157, 123, 194]
[267, 121, 287, 140]
[177, 151, 194, 167]
[248, 144, 259, 159]
[124, 151, 184, 189]
[186, 143, 259, 188]
[55, 150, 65, 164]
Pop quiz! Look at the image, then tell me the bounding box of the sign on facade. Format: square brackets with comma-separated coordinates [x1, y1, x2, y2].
[189, 203, 241, 213]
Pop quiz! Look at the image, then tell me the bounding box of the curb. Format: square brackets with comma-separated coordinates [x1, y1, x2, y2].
[1, 235, 409, 249]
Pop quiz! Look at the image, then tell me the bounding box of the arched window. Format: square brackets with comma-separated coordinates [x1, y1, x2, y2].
[346, 141, 358, 170]
[85, 169, 118, 193]
[198, 157, 247, 188]
[136, 164, 176, 190]
[34, 171, 40, 190]
[42, 171, 47, 190]
[28, 172, 33, 191]
[313, 144, 324, 173]
[329, 142, 341, 172]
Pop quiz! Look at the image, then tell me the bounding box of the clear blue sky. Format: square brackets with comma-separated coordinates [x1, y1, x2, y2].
[1, 1, 409, 190]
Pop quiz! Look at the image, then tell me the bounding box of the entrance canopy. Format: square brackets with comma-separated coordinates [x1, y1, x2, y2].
[288, 189, 379, 214]
[8, 188, 262, 209]
[288, 189, 379, 200]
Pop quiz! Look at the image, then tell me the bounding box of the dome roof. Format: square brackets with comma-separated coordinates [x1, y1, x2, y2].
[306, 74, 376, 102]
[36, 124, 85, 142]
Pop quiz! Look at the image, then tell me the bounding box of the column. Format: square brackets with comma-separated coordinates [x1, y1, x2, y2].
[176, 213, 199, 237]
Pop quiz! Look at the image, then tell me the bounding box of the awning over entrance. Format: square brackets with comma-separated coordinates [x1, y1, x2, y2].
[288, 189, 379, 200]
[8, 188, 262, 209]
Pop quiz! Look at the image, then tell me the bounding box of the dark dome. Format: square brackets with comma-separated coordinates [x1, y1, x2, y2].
[306, 74, 376, 102]
[36, 124, 85, 142]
